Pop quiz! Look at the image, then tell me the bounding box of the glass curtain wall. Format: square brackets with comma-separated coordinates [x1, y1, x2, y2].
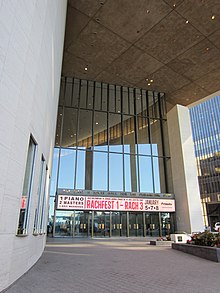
[190, 95, 220, 229]
[49, 77, 171, 221]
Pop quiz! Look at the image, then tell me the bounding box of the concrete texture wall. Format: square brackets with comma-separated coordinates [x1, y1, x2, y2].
[167, 105, 204, 234]
[0, 0, 67, 291]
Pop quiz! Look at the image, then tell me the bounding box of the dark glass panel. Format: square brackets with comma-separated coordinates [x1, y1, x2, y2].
[137, 116, 151, 155]
[150, 118, 163, 157]
[78, 109, 92, 149]
[61, 107, 77, 148]
[94, 111, 107, 148]
[123, 115, 137, 154]
[109, 113, 122, 153]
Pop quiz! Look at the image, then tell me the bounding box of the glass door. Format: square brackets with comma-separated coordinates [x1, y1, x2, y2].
[112, 212, 120, 236]
[93, 212, 110, 237]
[74, 211, 89, 237]
[129, 212, 144, 237]
[145, 213, 160, 237]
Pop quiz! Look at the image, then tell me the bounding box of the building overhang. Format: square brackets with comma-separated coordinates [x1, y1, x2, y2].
[63, 0, 220, 107]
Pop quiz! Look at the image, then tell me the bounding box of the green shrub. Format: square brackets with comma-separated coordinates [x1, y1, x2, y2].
[190, 231, 220, 247]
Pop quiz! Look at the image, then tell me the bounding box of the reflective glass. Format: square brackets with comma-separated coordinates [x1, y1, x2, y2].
[153, 156, 160, 193]
[109, 85, 121, 113]
[61, 107, 77, 148]
[93, 152, 108, 190]
[122, 87, 129, 114]
[109, 113, 122, 152]
[138, 155, 154, 192]
[17, 137, 36, 235]
[72, 78, 80, 108]
[137, 116, 151, 155]
[58, 149, 76, 189]
[150, 118, 163, 157]
[94, 111, 107, 147]
[75, 150, 86, 189]
[64, 78, 73, 107]
[78, 110, 92, 149]
[50, 148, 59, 196]
[109, 153, 123, 191]
[123, 116, 136, 154]
[79, 79, 88, 108]
[124, 154, 138, 192]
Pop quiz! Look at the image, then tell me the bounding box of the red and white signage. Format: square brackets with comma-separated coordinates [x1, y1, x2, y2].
[57, 195, 175, 212]
[21, 196, 27, 209]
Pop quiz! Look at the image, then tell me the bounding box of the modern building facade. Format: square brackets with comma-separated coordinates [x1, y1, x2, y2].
[190, 95, 220, 230]
[49, 77, 175, 238]
[1, 0, 220, 291]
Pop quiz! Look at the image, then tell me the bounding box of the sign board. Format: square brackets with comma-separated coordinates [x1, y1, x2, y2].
[21, 196, 27, 209]
[57, 195, 175, 212]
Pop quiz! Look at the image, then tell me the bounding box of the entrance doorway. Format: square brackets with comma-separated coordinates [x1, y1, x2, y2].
[53, 210, 174, 237]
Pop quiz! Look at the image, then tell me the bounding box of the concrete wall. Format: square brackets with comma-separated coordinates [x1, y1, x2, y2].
[0, 0, 67, 290]
[167, 105, 204, 233]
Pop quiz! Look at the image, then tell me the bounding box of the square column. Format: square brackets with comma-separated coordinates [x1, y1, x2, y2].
[167, 105, 204, 233]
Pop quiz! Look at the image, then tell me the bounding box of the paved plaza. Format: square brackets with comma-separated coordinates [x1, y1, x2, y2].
[5, 237, 220, 293]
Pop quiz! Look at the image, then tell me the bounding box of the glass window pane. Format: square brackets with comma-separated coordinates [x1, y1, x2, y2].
[75, 150, 86, 189]
[135, 88, 142, 115]
[58, 149, 76, 189]
[17, 137, 36, 235]
[94, 82, 101, 111]
[138, 155, 154, 192]
[153, 157, 166, 193]
[55, 107, 63, 147]
[93, 152, 108, 190]
[33, 157, 46, 234]
[150, 118, 163, 157]
[61, 108, 77, 148]
[137, 116, 151, 155]
[94, 111, 107, 147]
[102, 83, 108, 112]
[109, 113, 122, 152]
[109, 153, 123, 191]
[64, 78, 73, 107]
[48, 197, 55, 222]
[153, 156, 160, 193]
[123, 115, 137, 154]
[78, 110, 92, 149]
[124, 154, 139, 192]
[79, 79, 88, 108]
[87, 81, 94, 109]
[122, 87, 129, 114]
[39, 168, 49, 233]
[72, 78, 80, 108]
[50, 148, 59, 196]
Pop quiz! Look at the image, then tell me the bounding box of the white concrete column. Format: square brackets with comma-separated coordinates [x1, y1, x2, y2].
[167, 105, 204, 233]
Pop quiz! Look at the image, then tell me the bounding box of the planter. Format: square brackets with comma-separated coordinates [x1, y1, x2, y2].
[172, 243, 220, 262]
[150, 240, 173, 246]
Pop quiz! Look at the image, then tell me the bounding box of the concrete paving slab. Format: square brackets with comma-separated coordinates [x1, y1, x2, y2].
[4, 237, 220, 293]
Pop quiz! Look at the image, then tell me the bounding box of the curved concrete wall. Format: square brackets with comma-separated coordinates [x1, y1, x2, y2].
[0, 0, 67, 291]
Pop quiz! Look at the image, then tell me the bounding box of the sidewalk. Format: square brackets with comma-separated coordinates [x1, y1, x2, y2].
[4, 237, 220, 293]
